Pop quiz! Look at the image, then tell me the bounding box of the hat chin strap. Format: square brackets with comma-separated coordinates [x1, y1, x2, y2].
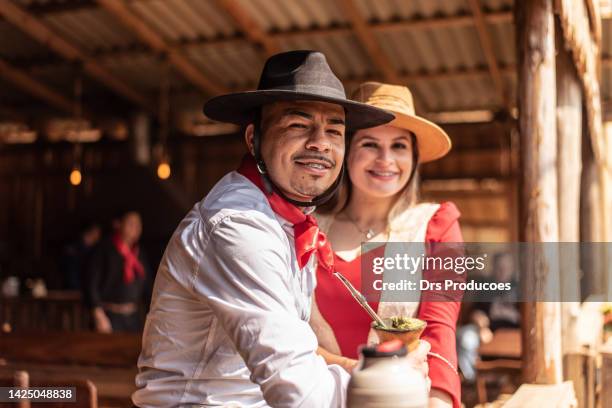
[253, 126, 343, 208]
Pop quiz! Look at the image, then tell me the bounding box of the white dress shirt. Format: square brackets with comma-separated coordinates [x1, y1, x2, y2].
[132, 171, 349, 407]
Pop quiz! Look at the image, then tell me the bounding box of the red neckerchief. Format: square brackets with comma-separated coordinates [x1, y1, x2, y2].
[112, 232, 145, 284]
[237, 155, 334, 273]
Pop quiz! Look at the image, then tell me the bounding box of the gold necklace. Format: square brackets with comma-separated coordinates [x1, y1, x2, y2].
[344, 212, 377, 240]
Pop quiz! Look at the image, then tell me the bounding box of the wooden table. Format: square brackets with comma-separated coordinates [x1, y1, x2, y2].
[476, 328, 522, 404]
[503, 381, 577, 407]
[478, 328, 522, 359]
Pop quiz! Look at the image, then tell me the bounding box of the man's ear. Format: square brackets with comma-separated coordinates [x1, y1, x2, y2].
[244, 124, 255, 156]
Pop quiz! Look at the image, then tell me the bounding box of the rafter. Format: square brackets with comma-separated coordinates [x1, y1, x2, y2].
[0, 0, 154, 112]
[25, 0, 96, 15]
[0, 56, 75, 115]
[373, 10, 512, 32]
[343, 64, 515, 88]
[96, 0, 227, 96]
[215, 0, 281, 56]
[467, 0, 507, 109]
[337, 0, 400, 84]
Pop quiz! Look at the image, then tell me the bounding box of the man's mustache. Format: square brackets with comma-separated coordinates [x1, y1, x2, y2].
[292, 153, 336, 168]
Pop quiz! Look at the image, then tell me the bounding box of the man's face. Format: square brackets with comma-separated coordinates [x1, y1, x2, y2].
[246, 100, 346, 202]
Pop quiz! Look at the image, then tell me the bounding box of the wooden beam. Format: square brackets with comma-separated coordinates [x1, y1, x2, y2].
[27, 57, 513, 88]
[337, 0, 400, 84]
[26, 0, 96, 15]
[0, 0, 154, 112]
[215, 0, 281, 56]
[0, 57, 74, 114]
[515, 0, 562, 384]
[467, 0, 508, 109]
[372, 10, 512, 33]
[96, 0, 227, 96]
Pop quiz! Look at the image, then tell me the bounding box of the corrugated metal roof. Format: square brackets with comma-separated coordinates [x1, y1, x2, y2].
[185, 42, 263, 89]
[233, 0, 343, 31]
[102, 53, 190, 92]
[282, 33, 374, 79]
[0, 0, 560, 122]
[0, 21, 49, 59]
[378, 26, 486, 74]
[355, 0, 469, 20]
[25, 64, 76, 93]
[129, 0, 237, 41]
[488, 20, 515, 67]
[40, 8, 138, 52]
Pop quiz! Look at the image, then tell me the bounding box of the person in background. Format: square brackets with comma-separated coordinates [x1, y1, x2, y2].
[85, 210, 150, 333]
[60, 220, 101, 291]
[311, 82, 462, 408]
[456, 252, 519, 382]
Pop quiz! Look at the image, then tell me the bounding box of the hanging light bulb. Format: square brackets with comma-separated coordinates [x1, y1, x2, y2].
[156, 58, 172, 181]
[157, 160, 171, 180]
[69, 72, 84, 187]
[70, 166, 82, 186]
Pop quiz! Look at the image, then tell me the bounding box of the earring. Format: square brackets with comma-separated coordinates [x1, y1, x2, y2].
[256, 161, 267, 174]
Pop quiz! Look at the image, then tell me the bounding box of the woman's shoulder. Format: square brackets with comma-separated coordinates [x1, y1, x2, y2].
[430, 201, 461, 222]
[425, 201, 462, 242]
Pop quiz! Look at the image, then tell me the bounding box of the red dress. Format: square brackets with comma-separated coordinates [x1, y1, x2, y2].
[315, 202, 462, 408]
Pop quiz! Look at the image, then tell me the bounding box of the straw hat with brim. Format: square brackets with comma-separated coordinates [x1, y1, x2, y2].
[203, 50, 394, 131]
[351, 82, 451, 162]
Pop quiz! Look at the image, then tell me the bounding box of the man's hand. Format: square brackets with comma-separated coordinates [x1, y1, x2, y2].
[93, 307, 113, 333]
[316, 346, 359, 373]
[407, 339, 431, 390]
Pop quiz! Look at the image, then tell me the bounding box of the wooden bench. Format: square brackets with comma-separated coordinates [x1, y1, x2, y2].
[0, 369, 98, 408]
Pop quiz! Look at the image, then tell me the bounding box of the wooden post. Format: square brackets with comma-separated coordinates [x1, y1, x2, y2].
[555, 18, 582, 353]
[580, 112, 603, 298]
[555, 18, 591, 405]
[605, 125, 612, 299]
[515, 0, 563, 384]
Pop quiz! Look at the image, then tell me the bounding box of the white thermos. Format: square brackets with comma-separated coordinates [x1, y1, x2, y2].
[347, 340, 428, 408]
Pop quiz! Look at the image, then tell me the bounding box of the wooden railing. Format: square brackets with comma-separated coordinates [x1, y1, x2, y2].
[1, 291, 91, 332]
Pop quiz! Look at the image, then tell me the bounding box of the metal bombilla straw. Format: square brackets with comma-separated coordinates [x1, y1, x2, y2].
[333, 271, 388, 329]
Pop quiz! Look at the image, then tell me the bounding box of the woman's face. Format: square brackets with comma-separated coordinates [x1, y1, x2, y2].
[348, 124, 415, 199]
[120, 212, 142, 246]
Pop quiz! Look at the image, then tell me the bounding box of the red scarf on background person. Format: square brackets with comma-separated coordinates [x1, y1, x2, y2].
[237, 154, 334, 274]
[112, 232, 145, 284]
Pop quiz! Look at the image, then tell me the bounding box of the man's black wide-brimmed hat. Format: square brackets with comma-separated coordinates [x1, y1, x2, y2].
[203, 50, 394, 130]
